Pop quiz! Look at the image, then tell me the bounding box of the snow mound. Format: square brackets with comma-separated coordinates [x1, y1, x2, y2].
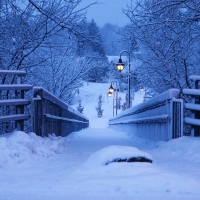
[156, 136, 200, 163]
[83, 145, 153, 169]
[0, 131, 66, 168]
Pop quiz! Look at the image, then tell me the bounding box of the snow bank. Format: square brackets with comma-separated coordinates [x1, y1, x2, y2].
[83, 145, 153, 169]
[156, 136, 200, 163]
[0, 131, 66, 168]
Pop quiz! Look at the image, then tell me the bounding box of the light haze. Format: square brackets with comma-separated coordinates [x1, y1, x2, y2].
[80, 0, 132, 27]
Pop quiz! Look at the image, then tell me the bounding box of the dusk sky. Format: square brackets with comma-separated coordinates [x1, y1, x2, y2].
[80, 0, 132, 27]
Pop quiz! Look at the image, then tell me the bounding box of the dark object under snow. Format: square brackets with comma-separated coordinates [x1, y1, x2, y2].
[105, 156, 153, 165]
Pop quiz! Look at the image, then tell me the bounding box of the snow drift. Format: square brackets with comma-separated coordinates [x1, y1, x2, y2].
[0, 131, 66, 168]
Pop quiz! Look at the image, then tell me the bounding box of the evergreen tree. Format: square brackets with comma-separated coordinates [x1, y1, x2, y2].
[100, 23, 130, 55]
[76, 100, 84, 114]
[88, 19, 106, 57]
[77, 18, 106, 57]
[87, 60, 108, 83]
[117, 97, 122, 109]
[96, 94, 104, 118]
[76, 18, 108, 83]
[121, 102, 127, 111]
[76, 18, 89, 57]
[122, 93, 132, 111]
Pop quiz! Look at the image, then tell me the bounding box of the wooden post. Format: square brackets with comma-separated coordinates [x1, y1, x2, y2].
[16, 74, 24, 130]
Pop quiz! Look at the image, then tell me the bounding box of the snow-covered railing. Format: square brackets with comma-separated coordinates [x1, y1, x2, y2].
[32, 87, 89, 137]
[109, 89, 183, 141]
[0, 70, 32, 134]
[183, 75, 200, 136]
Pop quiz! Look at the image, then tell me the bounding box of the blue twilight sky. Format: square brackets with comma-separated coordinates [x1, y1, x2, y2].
[79, 0, 133, 27]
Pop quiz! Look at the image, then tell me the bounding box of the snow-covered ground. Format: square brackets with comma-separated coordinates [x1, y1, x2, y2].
[0, 82, 200, 200]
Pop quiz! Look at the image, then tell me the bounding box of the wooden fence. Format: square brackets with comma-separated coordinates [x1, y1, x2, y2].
[183, 75, 200, 136]
[109, 76, 200, 141]
[32, 87, 89, 137]
[0, 70, 32, 133]
[0, 70, 89, 136]
[109, 89, 183, 141]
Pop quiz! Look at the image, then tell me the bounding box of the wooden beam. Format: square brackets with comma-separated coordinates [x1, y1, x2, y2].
[0, 99, 31, 106]
[0, 114, 30, 122]
[0, 70, 26, 76]
[0, 84, 33, 90]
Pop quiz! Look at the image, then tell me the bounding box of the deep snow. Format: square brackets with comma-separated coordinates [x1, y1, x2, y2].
[0, 82, 200, 200]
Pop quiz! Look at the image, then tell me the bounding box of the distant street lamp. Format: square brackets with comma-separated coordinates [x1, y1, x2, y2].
[116, 50, 131, 109]
[108, 91, 112, 97]
[108, 81, 119, 117]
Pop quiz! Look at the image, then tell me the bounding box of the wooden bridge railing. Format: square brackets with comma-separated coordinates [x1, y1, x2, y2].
[109, 89, 183, 141]
[32, 87, 89, 137]
[183, 75, 200, 136]
[0, 70, 32, 133]
[0, 70, 89, 136]
[109, 76, 200, 141]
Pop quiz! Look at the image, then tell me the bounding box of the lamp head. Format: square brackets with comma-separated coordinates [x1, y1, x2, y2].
[116, 58, 124, 71]
[109, 84, 114, 93]
[108, 91, 112, 97]
[141, 87, 145, 91]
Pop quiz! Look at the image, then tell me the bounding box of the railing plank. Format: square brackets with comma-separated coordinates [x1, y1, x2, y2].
[0, 99, 30, 106]
[0, 114, 30, 122]
[109, 114, 169, 124]
[184, 117, 200, 126]
[0, 84, 33, 90]
[44, 114, 89, 123]
[0, 70, 26, 76]
[182, 89, 200, 96]
[184, 103, 200, 111]
[189, 75, 200, 81]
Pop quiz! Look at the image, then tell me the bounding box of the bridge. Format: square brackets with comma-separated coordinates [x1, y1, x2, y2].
[0, 70, 200, 141]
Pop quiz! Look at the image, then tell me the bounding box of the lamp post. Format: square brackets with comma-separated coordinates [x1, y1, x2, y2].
[108, 81, 119, 117]
[116, 50, 131, 109]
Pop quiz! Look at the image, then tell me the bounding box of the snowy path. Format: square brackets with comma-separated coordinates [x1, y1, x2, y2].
[1, 127, 200, 200]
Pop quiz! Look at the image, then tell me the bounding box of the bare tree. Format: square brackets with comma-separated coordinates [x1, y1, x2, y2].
[124, 0, 200, 96]
[0, 0, 97, 75]
[0, 0, 104, 102]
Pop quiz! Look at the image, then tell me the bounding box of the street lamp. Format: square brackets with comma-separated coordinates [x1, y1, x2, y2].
[109, 84, 114, 93]
[116, 50, 131, 109]
[108, 91, 112, 97]
[116, 58, 124, 71]
[108, 81, 119, 117]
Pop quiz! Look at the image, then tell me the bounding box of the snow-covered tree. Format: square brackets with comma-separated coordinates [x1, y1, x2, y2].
[0, 0, 94, 71]
[87, 19, 106, 57]
[96, 95, 104, 118]
[76, 18, 90, 57]
[0, 0, 104, 102]
[121, 102, 127, 111]
[77, 100, 84, 114]
[124, 0, 200, 97]
[100, 23, 130, 55]
[117, 97, 122, 110]
[121, 93, 132, 111]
